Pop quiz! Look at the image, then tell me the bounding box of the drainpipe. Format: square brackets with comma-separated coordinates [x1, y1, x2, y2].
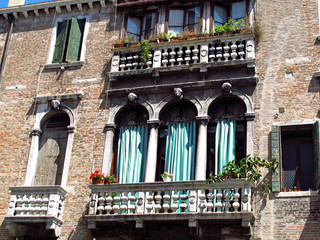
[0, 14, 14, 86]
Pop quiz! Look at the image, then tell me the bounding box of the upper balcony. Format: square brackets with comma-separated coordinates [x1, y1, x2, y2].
[5, 186, 67, 238]
[109, 33, 256, 84]
[86, 179, 254, 236]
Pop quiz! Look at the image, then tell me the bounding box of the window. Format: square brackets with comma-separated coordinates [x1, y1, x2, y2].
[214, 0, 246, 27]
[167, 6, 201, 35]
[271, 123, 320, 192]
[52, 17, 86, 63]
[126, 12, 157, 41]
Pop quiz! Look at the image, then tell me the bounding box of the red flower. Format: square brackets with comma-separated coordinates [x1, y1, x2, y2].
[90, 176, 93, 179]
[258, 170, 261, 173]
[97, 174, 100, 178]
[95, 170, 99, 173]
[91, 173, 95, 176]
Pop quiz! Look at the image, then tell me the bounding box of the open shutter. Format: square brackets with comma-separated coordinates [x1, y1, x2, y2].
[65, 18, 85, 62]
[313, 121, 320, 189]
[52, 20, 70, 63]
[270, 125, 282, 192]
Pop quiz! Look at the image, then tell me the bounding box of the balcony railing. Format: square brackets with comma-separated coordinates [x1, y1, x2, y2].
[5, 186, 67, 237]
[86, 179, 254, 233]
[110, 34, 255, 81]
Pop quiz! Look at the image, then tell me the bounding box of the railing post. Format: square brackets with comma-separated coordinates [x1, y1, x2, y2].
[200, 44, 209, 63]
[7, 194, 17, 216]
[241, 187, 252, 212]
[111, 55, 120, 72]
[47, 193, 60, 217]
[245, 40, 255, 60]
[188, 190, 197, 213]
[136, 191, 145, 214]
[152, 49, 162, 68]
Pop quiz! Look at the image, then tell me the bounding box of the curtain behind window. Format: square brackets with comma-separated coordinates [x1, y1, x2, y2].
[215, 119, 236, 174]
[117, 125, 148, 183]
[164, 121, 196, 181]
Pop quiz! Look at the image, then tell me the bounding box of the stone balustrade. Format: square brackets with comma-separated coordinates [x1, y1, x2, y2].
[87, 179, 253, 230]
[5, 186, 67, 237]
[110, 34, 255, 78]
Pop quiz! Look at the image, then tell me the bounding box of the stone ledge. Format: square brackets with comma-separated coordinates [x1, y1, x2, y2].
[274, 190, 319, 198]
[43, 61, 85, 70]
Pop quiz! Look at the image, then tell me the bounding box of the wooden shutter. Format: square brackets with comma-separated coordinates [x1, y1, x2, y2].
[52, 20, 70, 63]
[270, 125, 282, 192]
[65, 18, 85, 62]
[313, 121, 320, 189]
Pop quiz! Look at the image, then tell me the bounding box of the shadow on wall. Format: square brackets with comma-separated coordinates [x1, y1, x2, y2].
[299, 196, 320, 239]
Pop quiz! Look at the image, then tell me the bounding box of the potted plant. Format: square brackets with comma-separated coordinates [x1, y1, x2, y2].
[139, 39, 151, 66]
[90, 170, 105, 184]
[123, 35, 135, 47]
[105, 175, 118, 184]
[214, 25, 225, 35]
[181, 29, 197, 40]
[161, 172, 174, 182]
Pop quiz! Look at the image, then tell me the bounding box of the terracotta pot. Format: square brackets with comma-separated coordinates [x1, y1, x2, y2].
[92, 178, 104, 184]
[162, 177, 172, 182]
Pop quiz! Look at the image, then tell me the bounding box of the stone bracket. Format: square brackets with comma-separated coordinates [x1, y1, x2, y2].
[188, 219, 199, 236]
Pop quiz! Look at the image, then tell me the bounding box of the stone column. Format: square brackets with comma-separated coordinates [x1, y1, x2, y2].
[245, 113, 255, 156]
[144, 120, 160, 182]
[60, 125, 75, 187]
[24, 128, 42, 186]
[102, 123, 116, 175]
[195, 116, 209, 180]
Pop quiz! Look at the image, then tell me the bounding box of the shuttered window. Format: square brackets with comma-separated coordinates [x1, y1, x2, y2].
[52, 17, 85, 63]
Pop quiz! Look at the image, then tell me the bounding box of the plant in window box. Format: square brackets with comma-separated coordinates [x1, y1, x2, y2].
[198, 31, 209, 39]
[123, 35, 135, 47]
[164, 33, 173, 42]
[214, 25, 225, 36]
[139, 40, 152, 66]
[90, 170, 105, 184]
[181, 29, 197, 40]
[105, 175, 118, 184]
[161, 172, 174, 182]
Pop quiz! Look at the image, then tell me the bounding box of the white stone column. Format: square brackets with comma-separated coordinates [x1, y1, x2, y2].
[195, 116, 209, 180]
[24, 128, 42, 186]
[144, 120, 160, 182]
[102, 123, 116, 175]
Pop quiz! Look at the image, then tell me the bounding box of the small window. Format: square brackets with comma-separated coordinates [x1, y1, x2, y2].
[126, 12, 157, 41]
[214, 1, 246, 27]
[52, 17, 85, 63]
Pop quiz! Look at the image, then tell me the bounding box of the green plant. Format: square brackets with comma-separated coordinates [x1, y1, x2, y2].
[253, 21, 262, 43]
[90, 170, 105, 180]
[139, 39, 151, 65]
[164, 32, 172, 40]
[123, 35, 135, 43]
[214, 25, 225, 34]
[105, 175, 118, 184]
[161, 172, 174, 179]
[234, 18, 245, 30]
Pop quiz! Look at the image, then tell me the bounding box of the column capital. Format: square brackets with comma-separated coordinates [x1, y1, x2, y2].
[67, 125, 76, 133]
[147, 120, 160, 129]
[245, 112, 255, 121]
[31, 128, 42, 136]
[196, 116, 210, 125]
[104, 123, 117, 133]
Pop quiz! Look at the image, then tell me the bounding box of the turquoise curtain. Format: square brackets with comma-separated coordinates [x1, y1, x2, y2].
[117, 125, 149, 183]
[214, 119, 236, 174]
[164, 121, 196, 181]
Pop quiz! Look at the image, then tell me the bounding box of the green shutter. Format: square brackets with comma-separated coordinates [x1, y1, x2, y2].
[270, 125, 281, 192]
[65, 18, 85, 62]
[313, 121, 320, 189]
[52, 20, 70, 63]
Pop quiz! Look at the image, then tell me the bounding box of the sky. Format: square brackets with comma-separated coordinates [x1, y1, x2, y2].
[0, 0, 55, 9]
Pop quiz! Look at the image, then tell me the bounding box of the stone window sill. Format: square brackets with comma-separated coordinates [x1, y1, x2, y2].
[43, 61, 84, 70]
[274, 190, 319, 198]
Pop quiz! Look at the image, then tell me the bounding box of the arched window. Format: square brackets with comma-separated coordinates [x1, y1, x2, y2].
[207, 97, 246, 176]
[34, 112, 70, 185]
[157, 101, 197, 181]
[114, 105, 149, 183]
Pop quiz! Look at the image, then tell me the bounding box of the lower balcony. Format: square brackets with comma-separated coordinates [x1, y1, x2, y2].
[86, 179, 254, 236]
[5, 186, 67, 238]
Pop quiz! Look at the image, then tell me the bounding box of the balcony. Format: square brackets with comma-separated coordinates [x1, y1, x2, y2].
[5, 186, 67, 238]
[86, 179, 254, 236]
[109, 33, 255, 83]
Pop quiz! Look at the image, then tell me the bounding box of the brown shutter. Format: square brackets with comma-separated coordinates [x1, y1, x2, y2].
[65, 18, 85, 62]
[313, 121, 320, 189]
[270, 125, 282, 192]
[52, 20, 70, 63]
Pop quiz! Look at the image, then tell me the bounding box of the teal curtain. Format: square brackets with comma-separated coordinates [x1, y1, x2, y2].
[164, 121, 196, 181]
[214, 119, 236, 174]
[117, 125, 148, 183]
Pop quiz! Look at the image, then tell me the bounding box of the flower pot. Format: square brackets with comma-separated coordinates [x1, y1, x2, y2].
[162, 177, 172, 182]
[92, 178, 104, 184]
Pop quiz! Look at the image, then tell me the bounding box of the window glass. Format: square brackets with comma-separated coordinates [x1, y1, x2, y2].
[143, 13, 156, 39]
[214, 5, 228, 26]
[127, 16, 141, 41]
[168, 9, 184, 35]
[186, 7, 201, 32]
[232, 0, 246, 20]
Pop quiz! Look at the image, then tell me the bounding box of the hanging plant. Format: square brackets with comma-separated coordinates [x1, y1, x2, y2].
[139, 40, 151, 66]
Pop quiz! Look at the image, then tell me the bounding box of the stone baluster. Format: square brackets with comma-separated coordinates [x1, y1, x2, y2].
[184, 46, 191, 65]
[188, 190, 197, 213]
[192, 46, 199, 63]
[7, 194, 17, 216]
[241, 187, 252, 212]
[136, 192, 145, 214]
[206, 189, 214, 212]
[22, 194, 29, 216]
[179, 191, 188, 213]
[119, 54, 126, 71]
[139, 61, 144, 69]
[112, 193, 121, 214]
[41, 194, 49, 216]
[198, 189, 206, 213]
[120, 192, 128, 214]
[126, 53, 133, 70]
[238, 41, 245, 60]
[132, 53, 139, 70]
[29, 194, 36, 215]
[145, 191, 154, 213]
[215, 189, 223, 212]
[230, 41, 238, 60]
[146, 53, 153, 68]
[171, 191, 179, 213]
[162, 49, 169, 67]
[110, 55, 120, 72]
[89, 193, 98, 215]
[34, 194, 41, 216]
[209, 44, 215, 62]
[162, 191, 170, 213]
[232, 188, 240, 212]
[127, 192, 136, 214]
[177, 47, 184, 65]
[97, 193, 105, 215]
[15, 195, 23, 216]
[154, 191, 162, 213]
[169, 49, 176, 66]
[105, 193, 113, 214]
[223, 42, 230, 61]
[216, 45, 223, 62]
[224, 189, 231, 212]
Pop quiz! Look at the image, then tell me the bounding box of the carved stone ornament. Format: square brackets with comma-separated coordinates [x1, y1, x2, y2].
[173, 88, 183, 99]
[222, 82, 232, 94]
[51, 100, 60, 109]
[128, 92, 137, 102]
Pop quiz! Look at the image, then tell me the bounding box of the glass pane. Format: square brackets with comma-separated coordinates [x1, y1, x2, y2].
[168, 27, 183, 36]
[187, 7, 200, 32]
[143, 12, 156, 39]
[127, 16, 141, 41]
[214, 5, 227, 26]
[282, 144, 297, 190]
[232, 0, 245, 20]
[299, 143, 314, 190]
[169, 9, 184, 26]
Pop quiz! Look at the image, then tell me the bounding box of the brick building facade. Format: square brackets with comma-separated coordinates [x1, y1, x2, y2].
[0, 0, 319, 239]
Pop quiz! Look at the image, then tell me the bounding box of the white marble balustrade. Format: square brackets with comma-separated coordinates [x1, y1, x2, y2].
[88, 179, 253, 216]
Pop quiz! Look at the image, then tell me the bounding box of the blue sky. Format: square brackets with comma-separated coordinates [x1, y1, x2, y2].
[0, 0, 55, 9]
